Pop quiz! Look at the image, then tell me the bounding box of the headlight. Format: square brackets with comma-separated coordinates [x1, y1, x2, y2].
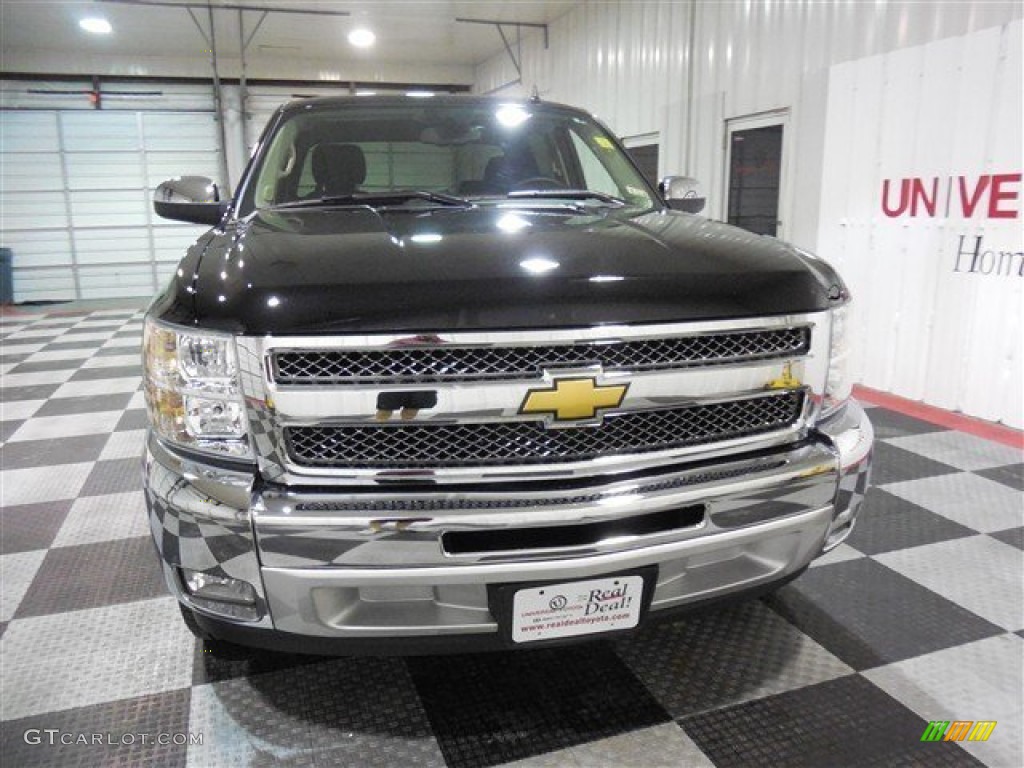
[143, 318, 252, 459]
[822, 302, 852, 417]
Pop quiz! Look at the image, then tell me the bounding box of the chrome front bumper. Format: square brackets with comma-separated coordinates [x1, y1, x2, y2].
[144, 401, 872, 644]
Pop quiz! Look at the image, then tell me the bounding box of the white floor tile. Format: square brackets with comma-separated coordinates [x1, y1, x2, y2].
[0, 462, 93, 505]
[0, 369, 77, 388]
[876, 537, 1024, 631]
[887, 431, 1023, 471]
[52, 377, 142, 398]
[884, 473, 1023, 533]
[0, 550, 47, 622]
[52, 491, 150, 547]
[865, 634, 1023, 768]
[0, 597, 194, 720]
[81, 354, 141, 369]
[6, 411, 123, 442]
[99, 429, 147, 461]
[0, 399, 45, 420]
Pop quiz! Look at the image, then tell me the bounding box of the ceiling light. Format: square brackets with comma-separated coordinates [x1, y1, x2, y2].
[406, 91, 435, 98]
[348, 28, 375, 48]
[355, 90, 376, 97]
[410, 233, 443, 244]
[80, 17, 112, 35]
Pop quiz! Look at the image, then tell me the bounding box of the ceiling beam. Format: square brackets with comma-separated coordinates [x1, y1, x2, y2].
[98, 0, 351, 18]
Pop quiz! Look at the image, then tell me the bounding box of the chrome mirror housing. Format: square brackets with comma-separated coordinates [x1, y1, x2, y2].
[153, 176, 227, 225]
[659, 175, 706, 214]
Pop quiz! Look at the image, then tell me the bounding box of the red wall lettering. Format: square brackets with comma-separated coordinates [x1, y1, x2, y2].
[988, 173, 1021, 219]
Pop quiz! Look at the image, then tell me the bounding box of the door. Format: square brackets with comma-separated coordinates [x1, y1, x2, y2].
[724, 112, 788, 237]
[0, 82, 220, 302]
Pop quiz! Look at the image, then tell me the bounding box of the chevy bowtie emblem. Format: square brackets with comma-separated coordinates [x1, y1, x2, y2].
[520, 376, 629, 424]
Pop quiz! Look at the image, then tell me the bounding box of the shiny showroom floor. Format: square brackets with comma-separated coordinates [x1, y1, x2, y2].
[0, 306, 1021, 768]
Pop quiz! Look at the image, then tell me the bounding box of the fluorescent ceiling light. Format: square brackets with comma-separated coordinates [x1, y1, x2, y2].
[355, 90, 377, 97]
[80, 17, 112, 35]
[406, 91, 435, 98]
[410, 233, 443, 244]
[348, 28, 375, 47]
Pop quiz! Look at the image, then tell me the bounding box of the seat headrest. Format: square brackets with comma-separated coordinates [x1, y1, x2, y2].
[311, 144, 367, 196]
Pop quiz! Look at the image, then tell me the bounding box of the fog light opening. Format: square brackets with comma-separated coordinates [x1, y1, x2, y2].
[181, 568, 257, 606]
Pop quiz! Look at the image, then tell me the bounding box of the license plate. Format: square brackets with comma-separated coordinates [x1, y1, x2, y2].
[510, 575, 646, 643]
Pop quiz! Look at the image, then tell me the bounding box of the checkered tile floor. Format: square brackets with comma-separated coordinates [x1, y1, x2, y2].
[1, 308, 1021, 768]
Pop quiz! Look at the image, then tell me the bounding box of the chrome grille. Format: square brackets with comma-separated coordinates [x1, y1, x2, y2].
[291, 463, 784, 512]
[284, 392, 804, 469]
[272, 327, 810, 385]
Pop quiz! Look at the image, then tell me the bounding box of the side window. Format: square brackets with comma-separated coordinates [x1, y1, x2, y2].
[296, 148, 316, 197]
[254, 121, 298, 207]
[569, 131, 619, 197]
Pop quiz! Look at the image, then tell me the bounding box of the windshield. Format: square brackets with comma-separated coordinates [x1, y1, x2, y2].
[239, 102, 656, 213]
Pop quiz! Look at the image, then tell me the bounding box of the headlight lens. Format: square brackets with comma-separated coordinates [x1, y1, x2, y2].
[143, 318, 252, 459]
[822, 303, 852, 417]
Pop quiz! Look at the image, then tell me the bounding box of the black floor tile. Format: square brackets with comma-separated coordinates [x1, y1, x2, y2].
[975, 463, 1024, 491]
[846, 488, 977, 555]
[8, 359, 85, 374]
[63, 324, 123, 334]
[0, 419, 25, 441]
[0, 689, 191, 768]
[33, 393, 135, 417]
[0, 500, 73, 554]
[870, 441, 960, 485]
[15, 536, 166, 618]
[765, 558, 1003, 670]
[94, 345, 141, 357]
[115, 408, 149, 432]
[0, 434, 108, 470]
[679, 674, 983, 768]
[192, 639, 324, 686]
[988, 526, 1024, 551]
[867, 408, 947, 440]
[79, 457, 144, 497]
[0, 383, 61, 402]
[68, 366, 140, 382]
[409, 642, 670, 768]
[38, 339, 105, 352]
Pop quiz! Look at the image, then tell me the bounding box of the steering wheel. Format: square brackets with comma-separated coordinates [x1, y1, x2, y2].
[510, 176, 565, 191]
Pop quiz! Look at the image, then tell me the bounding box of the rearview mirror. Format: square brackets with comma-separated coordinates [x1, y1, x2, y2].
[659, 175, 706, 214]
[153, 176, 228, 225]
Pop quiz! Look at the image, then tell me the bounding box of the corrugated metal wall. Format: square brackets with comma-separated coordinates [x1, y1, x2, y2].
[474, 0, 1024, 426]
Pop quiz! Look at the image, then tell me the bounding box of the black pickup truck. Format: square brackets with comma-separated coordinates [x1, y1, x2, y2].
[143, 95, 872, 654]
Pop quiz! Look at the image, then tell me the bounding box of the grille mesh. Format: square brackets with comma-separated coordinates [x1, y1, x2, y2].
[284, 392, 804, 469]
[272, 327, 810, 385]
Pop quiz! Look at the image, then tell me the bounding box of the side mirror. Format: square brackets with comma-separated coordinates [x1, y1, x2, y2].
[659, 175, 706, 214]
[153, 176, 228, 225]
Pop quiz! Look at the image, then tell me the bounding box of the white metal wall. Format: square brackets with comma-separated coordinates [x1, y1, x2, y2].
[818, 21, 1023, 428]
[474, 0, 1024, 426]
[0, 82, 220, 302]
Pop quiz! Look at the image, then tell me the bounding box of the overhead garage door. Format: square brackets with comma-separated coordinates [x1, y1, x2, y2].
[0, 86, 221, 303]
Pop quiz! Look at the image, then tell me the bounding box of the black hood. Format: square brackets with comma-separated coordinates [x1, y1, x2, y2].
[157, 205, 844, 334]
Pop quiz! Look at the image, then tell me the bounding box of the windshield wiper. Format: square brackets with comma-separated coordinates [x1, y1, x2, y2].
[505, 189, 628, 206]
[274, 190, 472, 210]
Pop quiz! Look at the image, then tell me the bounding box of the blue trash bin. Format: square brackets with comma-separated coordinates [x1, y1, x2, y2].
[0, 248, 12, 305]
